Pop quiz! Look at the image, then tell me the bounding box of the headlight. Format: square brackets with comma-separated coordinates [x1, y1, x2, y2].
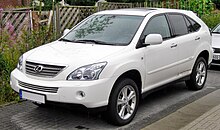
[17, 55, 23, 71]
[67, 62, 107, 80]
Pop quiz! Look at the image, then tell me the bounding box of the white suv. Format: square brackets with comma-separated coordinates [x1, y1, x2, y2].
[10, 8, 213, 125]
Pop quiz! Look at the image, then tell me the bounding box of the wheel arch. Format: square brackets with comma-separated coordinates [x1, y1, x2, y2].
[109, 69, 142, 101]
[197, 50, 209, 64]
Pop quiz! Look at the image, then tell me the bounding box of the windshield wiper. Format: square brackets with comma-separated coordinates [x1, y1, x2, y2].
[60, 39, 122, 46]
[59, 38, 75, 42]
[74, 39, 114, 45]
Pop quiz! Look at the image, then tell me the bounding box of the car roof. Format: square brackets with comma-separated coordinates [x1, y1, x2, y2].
[95, 8, 192, 16]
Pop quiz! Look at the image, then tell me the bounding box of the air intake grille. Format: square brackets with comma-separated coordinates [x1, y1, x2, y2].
[18, 81, 58, 93]
[213, 48, 220, 53]
[25, 61, 65, 78]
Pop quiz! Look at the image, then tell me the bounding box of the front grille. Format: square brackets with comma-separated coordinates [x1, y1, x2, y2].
[213, 48, 220, 53]
[18, 81, 58, 93]
[26, 61, 66, 78]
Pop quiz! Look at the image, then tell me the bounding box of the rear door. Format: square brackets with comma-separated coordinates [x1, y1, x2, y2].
[167, 13, 201, 75]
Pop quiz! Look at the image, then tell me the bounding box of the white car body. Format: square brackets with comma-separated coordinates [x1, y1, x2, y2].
[211, 24, 220, 65]
[10, 8, 212, 125]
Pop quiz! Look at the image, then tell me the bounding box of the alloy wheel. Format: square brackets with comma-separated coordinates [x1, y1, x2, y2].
[117, 85, 136, 120]
[196, 61, 206, 86]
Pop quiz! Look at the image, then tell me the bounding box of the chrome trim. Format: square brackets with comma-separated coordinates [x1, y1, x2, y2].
[25, 61, 66, 78]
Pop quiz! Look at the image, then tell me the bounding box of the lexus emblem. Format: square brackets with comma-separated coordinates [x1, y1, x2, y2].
[34, 65, 43, 73]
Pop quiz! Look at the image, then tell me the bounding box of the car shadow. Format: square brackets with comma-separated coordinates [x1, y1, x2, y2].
[209, 65, 220, 71]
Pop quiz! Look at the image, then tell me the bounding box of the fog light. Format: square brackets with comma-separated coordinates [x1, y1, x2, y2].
[76, 91, 86, 100]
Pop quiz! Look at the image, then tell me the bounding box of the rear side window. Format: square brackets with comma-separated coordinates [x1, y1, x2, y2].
[183, 16, 194, 33]
[142, 15, 171, 39]
[168, 14, 188, 36]
[186, 16, 201, 32]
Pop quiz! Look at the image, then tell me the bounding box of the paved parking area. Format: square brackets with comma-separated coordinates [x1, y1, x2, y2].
[0, 101, 37, 130]
[1, 69, 220, 130]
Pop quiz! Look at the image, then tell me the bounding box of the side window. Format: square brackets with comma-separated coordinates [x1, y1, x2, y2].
[186, 16, 201, 32]
[143, 15, 171, 39]
[183, 16, 194, 33]
[168, 14, 188, 36]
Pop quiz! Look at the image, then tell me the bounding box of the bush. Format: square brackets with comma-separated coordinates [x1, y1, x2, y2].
[108, 0, 145, 3]
[179, 0, 214, 17]
[201, 10, 220, 29]
[0, 27, 21, 104]
[32, 0, 59, 11]
[0, 24, 56, 105]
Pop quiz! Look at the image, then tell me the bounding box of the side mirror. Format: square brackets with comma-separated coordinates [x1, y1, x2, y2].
[144, 34, 163, 46]
[63, 29, 70, 36]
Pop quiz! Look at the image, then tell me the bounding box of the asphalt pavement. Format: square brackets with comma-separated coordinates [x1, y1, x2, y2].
[1, 67, 220, 130]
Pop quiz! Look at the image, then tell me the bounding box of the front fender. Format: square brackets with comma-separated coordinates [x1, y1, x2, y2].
[100, 48, 145, 89]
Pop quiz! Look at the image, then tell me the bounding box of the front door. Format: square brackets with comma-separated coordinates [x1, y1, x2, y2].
[141, 14, 179, 91]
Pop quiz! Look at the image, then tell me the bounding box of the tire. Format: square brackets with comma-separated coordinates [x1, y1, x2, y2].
[186, 57, 207, 90]
[107, 78, 139, 126]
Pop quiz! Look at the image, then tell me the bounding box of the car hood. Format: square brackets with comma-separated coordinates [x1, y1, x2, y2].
[26, 41, 126, 67]
[212, 34, 220, 48]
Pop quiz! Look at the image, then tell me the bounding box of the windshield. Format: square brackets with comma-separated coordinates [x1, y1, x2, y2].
[213, 24, 220, 33]
[61, 14, 144, 45]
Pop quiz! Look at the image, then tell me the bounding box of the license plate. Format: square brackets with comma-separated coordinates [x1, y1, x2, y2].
[213, 55, 220, 60]
[19, 90, 45, 104]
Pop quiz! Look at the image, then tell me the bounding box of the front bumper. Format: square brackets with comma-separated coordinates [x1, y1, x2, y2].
[211, 53, 220, 66]
[10, 69, 115, 108]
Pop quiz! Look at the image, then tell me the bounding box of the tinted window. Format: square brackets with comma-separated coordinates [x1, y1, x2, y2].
[168, 14, 188, 36]
[143, 15, 171, 39]
[183, 16, 194, 33]
[186, 16, 201, 31]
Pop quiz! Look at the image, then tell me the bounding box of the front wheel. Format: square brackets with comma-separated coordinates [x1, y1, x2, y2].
[186, 57, 207, 90]
[107, 78, 139, 126]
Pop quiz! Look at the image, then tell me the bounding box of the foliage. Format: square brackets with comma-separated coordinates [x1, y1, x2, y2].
[107, 0, 145, 3]
[0, 25, 21, 104]
[179, 0, 214, 17]
[32, 0, 59, 11]
[201, 10, 220, 29]
[0, 21, 55, 104]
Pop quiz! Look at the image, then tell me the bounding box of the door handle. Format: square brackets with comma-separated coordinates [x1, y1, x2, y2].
[195, 36, 200, 41]
[171, 43, 177, 48]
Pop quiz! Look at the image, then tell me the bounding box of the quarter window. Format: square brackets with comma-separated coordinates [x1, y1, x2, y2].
[168, 14, 188, 36]
[183, 16, 194, 33]
[186, 16, 201, 32]
[142, 15, 171, 39]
